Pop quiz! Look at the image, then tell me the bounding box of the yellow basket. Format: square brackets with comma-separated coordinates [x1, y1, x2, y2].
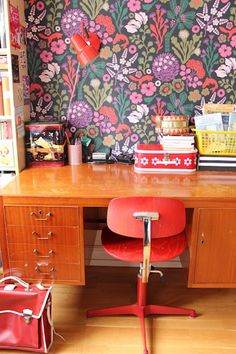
[195, 130, 236, 156]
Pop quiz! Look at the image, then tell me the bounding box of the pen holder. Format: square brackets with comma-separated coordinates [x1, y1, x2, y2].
[68, 144, 82, 165]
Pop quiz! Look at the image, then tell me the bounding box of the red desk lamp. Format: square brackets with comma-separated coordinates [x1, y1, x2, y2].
[70, 23, 101, 67]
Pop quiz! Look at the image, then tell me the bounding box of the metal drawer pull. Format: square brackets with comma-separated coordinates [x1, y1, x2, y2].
[33, 249, 55, 258]
[32, 231, 53, 240]
[35, 266, 55, 275]
[30, 211, 52, 221]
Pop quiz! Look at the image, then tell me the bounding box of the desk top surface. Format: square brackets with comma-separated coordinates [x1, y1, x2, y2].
[1, 164, 236, 208]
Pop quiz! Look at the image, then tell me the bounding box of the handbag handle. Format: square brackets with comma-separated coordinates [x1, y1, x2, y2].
[0, 276, 30, 290]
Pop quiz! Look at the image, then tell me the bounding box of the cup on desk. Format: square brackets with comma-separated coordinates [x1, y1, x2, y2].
[68, 144, 82, 165]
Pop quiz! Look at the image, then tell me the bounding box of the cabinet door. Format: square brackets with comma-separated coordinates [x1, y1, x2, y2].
[193, 208, 236, 285]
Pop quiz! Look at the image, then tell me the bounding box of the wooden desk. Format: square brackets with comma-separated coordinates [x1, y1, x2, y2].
[1, 164, 236, 288]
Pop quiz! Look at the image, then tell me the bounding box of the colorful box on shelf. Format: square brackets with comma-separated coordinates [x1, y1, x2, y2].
[25, 122, 66, 167]
[134, 144, 197, 173]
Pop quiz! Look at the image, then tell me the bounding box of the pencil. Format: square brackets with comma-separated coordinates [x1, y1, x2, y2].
[65, 131, 70, 145]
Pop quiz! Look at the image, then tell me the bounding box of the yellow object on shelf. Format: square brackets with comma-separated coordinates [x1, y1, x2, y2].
[195, 130, 236, 156]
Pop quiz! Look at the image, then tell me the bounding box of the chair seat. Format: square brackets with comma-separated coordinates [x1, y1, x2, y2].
[102, 227, 187, 263]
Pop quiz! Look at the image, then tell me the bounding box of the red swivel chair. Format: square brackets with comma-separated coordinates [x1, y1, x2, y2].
[87, 197, 196, 354]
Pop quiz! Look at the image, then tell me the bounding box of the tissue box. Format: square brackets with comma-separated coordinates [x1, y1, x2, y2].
[25, 122, 66, 167]
[134, 144, 197, 173]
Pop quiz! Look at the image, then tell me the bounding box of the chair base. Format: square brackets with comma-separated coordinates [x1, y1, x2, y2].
[87, 303, 196, 318]
[87, 303, 196, 354]
[87, 274, 196, 354]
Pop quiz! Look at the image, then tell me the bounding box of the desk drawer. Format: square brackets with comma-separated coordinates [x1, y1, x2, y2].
[6, 225, 79, 245]
[5, 206, 79, 226]
[8, 261, 84, 284]
[8, 243, 81, 263]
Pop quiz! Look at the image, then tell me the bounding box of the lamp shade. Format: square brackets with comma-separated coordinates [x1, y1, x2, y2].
[71, 33, 100, 67]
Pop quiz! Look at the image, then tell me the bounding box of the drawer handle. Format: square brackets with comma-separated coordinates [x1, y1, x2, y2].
[33, 249, 55, 258]
[35, 266, 55, 275]
[32, 231, 53, 240]
[30, 211, 52, 221]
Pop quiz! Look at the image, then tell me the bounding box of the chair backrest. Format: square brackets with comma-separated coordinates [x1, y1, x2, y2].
[107, 197, 185, 239]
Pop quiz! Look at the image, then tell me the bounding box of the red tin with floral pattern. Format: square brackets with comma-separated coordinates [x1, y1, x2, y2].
[134, 144, 197, 173]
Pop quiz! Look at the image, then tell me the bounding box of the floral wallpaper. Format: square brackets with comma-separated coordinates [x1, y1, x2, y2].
[25, 0, 236, 154]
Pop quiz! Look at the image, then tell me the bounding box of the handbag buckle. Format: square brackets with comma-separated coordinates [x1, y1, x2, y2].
[23, 309, 33, 324]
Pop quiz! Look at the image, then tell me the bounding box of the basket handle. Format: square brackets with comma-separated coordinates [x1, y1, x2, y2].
[0, 276, 30, 290]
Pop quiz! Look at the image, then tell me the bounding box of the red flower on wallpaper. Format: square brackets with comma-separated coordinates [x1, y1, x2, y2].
[99, 106, 118, 125]
[95, 15, 115, 35]
[186, 59, 206, 79]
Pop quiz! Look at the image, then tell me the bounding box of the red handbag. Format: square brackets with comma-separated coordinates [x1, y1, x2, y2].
[0, 276, 53, 352]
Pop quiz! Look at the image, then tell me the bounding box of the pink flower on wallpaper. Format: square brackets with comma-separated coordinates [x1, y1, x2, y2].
[43, 93, 52, 102]
[130, 92, 142, 104]
[180, 65, 202, 88]
[127, 0, 141, 12]
[218, 44, 232, 57]
[192, 25, 200, 33]
[51, 40, 67, 55]
[36, 1, 45, 11]
[217, 88, 225, 98]
[141, 82, 157, 96]
[40, 50, 53, 63]
[230, 35, 236, 48]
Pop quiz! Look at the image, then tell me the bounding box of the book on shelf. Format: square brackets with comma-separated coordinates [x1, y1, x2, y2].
[0, 0, 6, 49]
[0, 121, 12, 139]
[198, 155, 236, 171]
[0, 80, 3, 115]
[1, 77, 11, 116]
[0, 139, 14, 168]
[0, 55, 7, 69]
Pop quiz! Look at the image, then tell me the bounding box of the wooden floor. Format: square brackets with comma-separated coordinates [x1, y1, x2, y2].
[2, 266, 236, 354]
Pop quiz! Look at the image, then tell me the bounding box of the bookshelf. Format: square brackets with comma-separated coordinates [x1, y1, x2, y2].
[0, 0, 30, 176]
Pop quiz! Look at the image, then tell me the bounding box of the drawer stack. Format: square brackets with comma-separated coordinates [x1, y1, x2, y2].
[4, 205, 85, 284]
